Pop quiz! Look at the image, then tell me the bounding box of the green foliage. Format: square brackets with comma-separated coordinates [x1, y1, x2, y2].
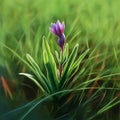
[0, 0, 120, 120]
[1, 37, 120, 120]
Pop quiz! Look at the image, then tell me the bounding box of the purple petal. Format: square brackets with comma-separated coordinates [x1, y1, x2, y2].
[51, 23, 57, 31]
[49, 20, 65, 38]
[60, 22, 65, 33]
[49, 27, 56, 35]
[55, 20, 62, 36]
[57, 34, 65, 47]
[56, 20, 65, 34]
[50, 23, 58, 35]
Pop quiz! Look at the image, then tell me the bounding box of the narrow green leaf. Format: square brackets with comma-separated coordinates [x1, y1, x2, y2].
[59, 44, 79, 89]
[26, 54, 51, 93]
[88, 98, 120, 120]
[64, 43, 69, 59]
[43, 50, 48, 64]
[26, 54, 41, 75]
[45, 62, 58, 92]
[42, 37, 59, 86]
[19, 73, 46, 94]
[1, 43, 51, 93]
[43, 50, 57, 92]
[55, 50, 60, 63]
[71, 49, 89, 70]
[65, 49, 89, 87]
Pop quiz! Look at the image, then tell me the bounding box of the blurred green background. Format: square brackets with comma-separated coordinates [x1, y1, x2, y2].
[0, 0, 120, 119]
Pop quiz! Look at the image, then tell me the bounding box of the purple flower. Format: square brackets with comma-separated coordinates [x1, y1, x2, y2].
[50, 20, 66, 52]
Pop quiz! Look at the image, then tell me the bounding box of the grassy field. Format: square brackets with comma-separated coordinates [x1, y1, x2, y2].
[0, 0, 120, 120]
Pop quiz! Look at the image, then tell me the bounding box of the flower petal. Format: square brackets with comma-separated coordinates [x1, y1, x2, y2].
[60, 22, 65, 33]
[50, 23, 58, 35]
[50, 20, 66, 44]
[49, 27, 56, 35]
[55, 20, 62, 36]
[57, 34, 65, 47]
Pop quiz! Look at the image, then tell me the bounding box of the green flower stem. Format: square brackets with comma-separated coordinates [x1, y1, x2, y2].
[61, 45, 64, 54]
